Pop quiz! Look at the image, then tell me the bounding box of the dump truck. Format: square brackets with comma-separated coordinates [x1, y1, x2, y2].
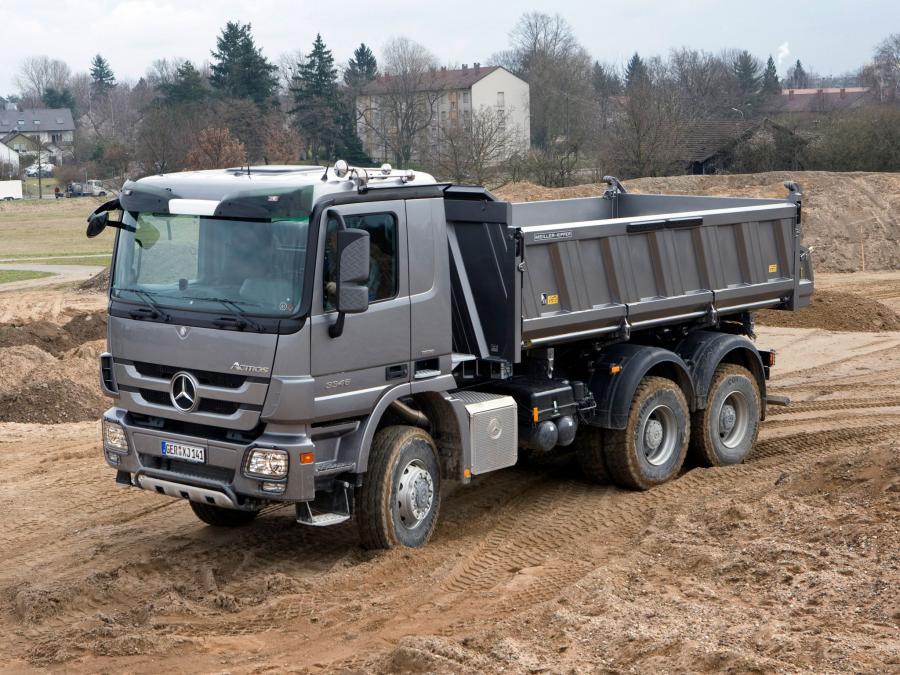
[87, 162, 813, 549]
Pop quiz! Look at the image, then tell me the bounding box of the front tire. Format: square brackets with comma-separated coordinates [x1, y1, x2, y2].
[690, 364, 760, 466]
[190, 501, 259, 527]
[603, 376, 690, 490]
[357, 425, 441, 550]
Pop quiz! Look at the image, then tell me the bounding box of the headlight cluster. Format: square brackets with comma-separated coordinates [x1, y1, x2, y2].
[245, 448, 289, 478]
[102, 419, 129, 453]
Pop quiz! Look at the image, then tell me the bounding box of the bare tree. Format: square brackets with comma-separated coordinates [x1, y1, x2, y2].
[186, 127, 247, 170]
[863, 33, 900, 102]
[15, 56, 72, 103]
[498, 12, 594, 150]
[433, 107, 520, 184]
[358, 37, 440, 167]
[603, 65, 689, 178]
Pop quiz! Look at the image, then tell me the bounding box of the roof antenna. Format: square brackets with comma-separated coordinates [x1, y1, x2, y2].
[320, 165, 329, 182]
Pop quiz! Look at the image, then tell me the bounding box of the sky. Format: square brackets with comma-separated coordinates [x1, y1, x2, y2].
[1, 0, 897, 94]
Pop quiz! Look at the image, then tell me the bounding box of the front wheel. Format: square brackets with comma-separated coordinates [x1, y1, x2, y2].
[190, 501, 259, 527]
[357, 425, 441, 550]
[603, 376, 690, 490]
[690, 364, 760, 466]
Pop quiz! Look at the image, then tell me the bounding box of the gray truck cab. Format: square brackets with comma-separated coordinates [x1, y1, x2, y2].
[91, 162, 811, 548]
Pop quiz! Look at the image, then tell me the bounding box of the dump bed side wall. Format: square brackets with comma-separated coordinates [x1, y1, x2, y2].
[516, 196, 805, 346]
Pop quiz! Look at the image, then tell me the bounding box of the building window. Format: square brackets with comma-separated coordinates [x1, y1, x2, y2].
[497, 91, 505, 108]
[51, 133, 62, 145]
[450, 100, 457, 111]
[463, 91, 469, 105]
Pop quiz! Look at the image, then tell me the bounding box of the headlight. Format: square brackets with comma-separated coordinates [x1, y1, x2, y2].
[102, 419, 129, 453]
[245, 448, 289, 478]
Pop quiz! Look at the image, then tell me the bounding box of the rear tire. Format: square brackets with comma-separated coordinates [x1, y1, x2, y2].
[190, 501, 259, 527]
[690, 364, 760, 466]
[357, 425, 441, 550]
[603, 376, 690, 490]
[574, 426, 610, 483]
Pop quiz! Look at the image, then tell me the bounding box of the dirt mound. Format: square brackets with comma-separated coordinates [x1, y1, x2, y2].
[77, 268, 110, 293]
[0, 346, 59, 395]
[757, 289, 900, 331]
[494, 171, 900, 273]
[0, 311, 106, 355]
[0, 378, 106, 423]
[0, 311, 108, 423]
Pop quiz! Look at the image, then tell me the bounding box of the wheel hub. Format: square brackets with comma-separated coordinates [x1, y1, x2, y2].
[719, 404, 737, 435]
[397, 461, 434, 528]
[645, 419, 664, 450]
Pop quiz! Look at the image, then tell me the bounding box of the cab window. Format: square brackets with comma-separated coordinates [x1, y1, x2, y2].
[324, 212, 398, 311]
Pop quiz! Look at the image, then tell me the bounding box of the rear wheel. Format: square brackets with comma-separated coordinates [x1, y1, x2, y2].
[603, 376, 690, 490]
[190, 501, 259, 527]
[690, 364, 760, 466]
[357, 425, 441, 550]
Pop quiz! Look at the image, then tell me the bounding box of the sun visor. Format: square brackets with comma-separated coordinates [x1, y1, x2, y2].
[213, 186, 314, 220]
[119, 180, 180, 214]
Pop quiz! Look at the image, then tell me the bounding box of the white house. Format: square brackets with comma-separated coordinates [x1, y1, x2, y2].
[0, 139, 19, 173]
[357, 64, 530, 164]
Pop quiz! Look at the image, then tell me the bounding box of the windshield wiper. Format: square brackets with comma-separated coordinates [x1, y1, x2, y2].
[115, 287, 172, 322]
[183, 296, 264, 332]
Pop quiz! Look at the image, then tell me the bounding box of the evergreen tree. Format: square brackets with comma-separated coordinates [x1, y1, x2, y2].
[43, 87, 76, 112]
[624, 53, 648, 89]
[344, 43, 378, 89]
[161, 61, 208, 105]
[90, 54, 117, 98]
[762, 55, 780, 95]
[787, 59, 808, 88]
[732, 50, 763, 101]
[290, 34, 340, 161]
[592, 61, 622, 97]
[209, 21, 278, 107]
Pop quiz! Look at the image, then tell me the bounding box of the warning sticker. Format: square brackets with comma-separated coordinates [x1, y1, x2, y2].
[768, 264, 778, 273]
[541, 293, 560, 306]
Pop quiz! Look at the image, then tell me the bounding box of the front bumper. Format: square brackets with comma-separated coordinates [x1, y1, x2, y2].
[102, 408, 317, 507]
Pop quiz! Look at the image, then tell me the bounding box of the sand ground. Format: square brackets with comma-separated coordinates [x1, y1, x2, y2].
[0, 273, 897, 672]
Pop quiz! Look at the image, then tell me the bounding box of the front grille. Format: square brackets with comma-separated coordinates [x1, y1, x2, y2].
[132, 361, 248, 389]
[129, 413, 262, 444]
[140, 453, 235, 483]
[138, 389, 242, 416]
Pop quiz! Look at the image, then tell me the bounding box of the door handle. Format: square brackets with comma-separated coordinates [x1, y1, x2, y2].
[386, 364, 408, 380]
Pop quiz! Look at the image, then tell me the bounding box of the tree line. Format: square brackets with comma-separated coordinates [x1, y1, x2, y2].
[2, 15, 899, 187]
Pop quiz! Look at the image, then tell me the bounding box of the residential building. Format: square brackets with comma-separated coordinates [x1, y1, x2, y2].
[766, 87, 872, 114]
[0, 139, 19, 173]
[677, 118, 805, 175]
[356, 64, 530, 165]
[0, 107, 75, 162]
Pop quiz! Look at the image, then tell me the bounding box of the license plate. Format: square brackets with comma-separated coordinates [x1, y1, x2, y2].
[161, 440, 206, 464]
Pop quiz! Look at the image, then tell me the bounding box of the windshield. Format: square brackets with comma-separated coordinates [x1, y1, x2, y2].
[111, 211, 310, 317]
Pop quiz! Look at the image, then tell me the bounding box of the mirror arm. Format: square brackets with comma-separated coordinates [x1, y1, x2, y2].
[329, 312, 346, 339]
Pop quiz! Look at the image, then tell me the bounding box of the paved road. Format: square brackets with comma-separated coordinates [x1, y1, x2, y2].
[0, 263, 105, 292]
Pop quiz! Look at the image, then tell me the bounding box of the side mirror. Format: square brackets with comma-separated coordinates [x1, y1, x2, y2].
[86, 211, 109, 238]
[336, 228, 370, 313]
[329, 225, 370, 338]
[85, 197, 124, 238]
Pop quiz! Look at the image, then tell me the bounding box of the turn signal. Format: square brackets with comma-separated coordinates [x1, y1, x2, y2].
[299, 452, 315, 465]
[610, 364, 622, 374]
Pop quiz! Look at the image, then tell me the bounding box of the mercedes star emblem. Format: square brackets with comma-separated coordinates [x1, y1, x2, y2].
[169, 372, 199, 413]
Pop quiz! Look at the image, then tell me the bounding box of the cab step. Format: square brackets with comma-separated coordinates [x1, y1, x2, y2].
[296, 481, 353, 527]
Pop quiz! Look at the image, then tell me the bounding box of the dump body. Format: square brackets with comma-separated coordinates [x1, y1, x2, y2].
[447, 186, 811, 362]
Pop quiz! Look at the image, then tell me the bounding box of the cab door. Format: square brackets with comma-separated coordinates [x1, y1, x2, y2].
[309, 200, 411, 420]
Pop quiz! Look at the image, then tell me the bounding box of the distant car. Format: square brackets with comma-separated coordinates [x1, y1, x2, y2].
[25, 164, 55, 178]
